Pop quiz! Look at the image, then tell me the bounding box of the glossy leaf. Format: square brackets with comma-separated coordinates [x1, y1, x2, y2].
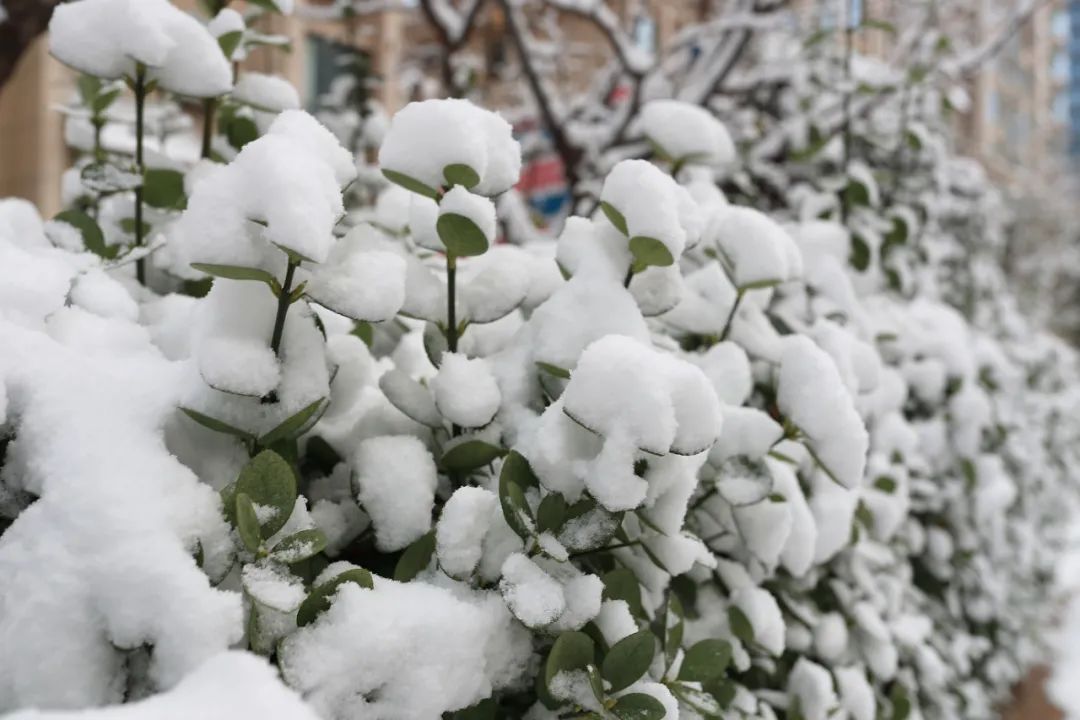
[437, 213, 489, 258]
[235, 492, 262, 552]
[678, 639, 732, 683]
[394, 531, 436, 582]
[441, 439, 505, 473]
[601, 630, 656, 692]
[54, 209, 115, 259]
[382, 168, 439, 199]
[269, 529, 327, 563]
[235, 450, 297, 537]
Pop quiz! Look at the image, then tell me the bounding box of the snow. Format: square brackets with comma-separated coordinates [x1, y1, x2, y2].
[49, 0, 232, 98]
[787, 658, 837, 720]
[171, 110, 353, 270]
[279, 579, 531, 719]
[640, 99, 737, 169]
[600, 159, 688, 261]
[731, 586, 785, 655]
[353, 436, 437, 552]
[307, 240, 407, 323]
[777, 336, 869, 489]
[378, 99, 521, 196]
[6, 653, 320, 720]
[233, 73, 301, 114]
[432, 352, 501, 428]
[562, 334, 721, 458]
[436, 487, 497, 578]
[0, 308, 241, 708]
[706, 205, 800, 288]
[499, 552, 566, 627]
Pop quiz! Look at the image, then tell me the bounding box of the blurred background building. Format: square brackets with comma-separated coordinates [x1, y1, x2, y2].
[0, 0, 1075, 216]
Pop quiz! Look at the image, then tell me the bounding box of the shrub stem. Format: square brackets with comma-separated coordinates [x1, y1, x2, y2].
[719, 288, 745, 342]
[201, 97, 217, 160]
[133, 66, 148, 285]
[445, 254, 462, 438]
[270, 258, 299, 358]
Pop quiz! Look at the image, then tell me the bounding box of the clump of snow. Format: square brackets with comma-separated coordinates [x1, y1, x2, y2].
[436, 487, 498, 578]
[432, 352, 501, 428]
[640, 100, 736, 169]
[233, 73, 300, 113]
[279, 579, 531, 719]
[6, 652, 320, 720]
[49, 0, 232, 98]
[777, 336, 868, 488]
[600, 159, 689, 261]
[171, 110, 354, 270]
[353, 436, 437, 552]
[378, 99, 521, 196]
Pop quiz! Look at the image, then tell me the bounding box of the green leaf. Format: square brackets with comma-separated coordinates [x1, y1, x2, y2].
[54, 209, 115, 259]
[891, 683, 912, 720]
[296, 568, 374, 627]
[450, 697, 496, 720]
[180, 407, 256, 443]
[629, 236, 674, 272]
[142, 168, 186, 210]
[119, 217, 151, 238]
[537, 493, 568, 534]
[91, 88, 120, 115]
[443, 163, 480, 189]
[257, 398, 326, 448]
[269, 528, 327, 563]
[669, 682, 723, 716]
[600, 201, 629, 235]
[499, 451, 538, 540]
[235, 492, 263, 551]
[705, 677, 736, 709]
[382, 168, 439, 199]
[544, 631, 595, 697]
[218, 30, 244, 59]
[678, 639, 732, 683]
[536, 361, 571, 379]
[850, 232, 871, 271]
[436, 213, 489, 258]
[587, 663, 606, 705]
[226, 116, 259, 150]
[874, 476, 898, 493]
[844, 178, 871, 209]
[394, 531, 436, 581]
[77, 75, 102, 104]
[190, 263, 280, 289]
[610, 693, 666, 720]
[602, 569, 645, 618]
[601, 629, 656, 692]
[728, 606, 754, 646]
[441, 439, 505, 473]
[235, 450, 297, 537]
[352, 320, 374, 346]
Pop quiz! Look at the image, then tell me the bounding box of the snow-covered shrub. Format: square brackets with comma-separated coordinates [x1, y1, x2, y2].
[1, 2, 1077, 719]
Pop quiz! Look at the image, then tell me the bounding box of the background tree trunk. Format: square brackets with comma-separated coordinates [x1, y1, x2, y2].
[0, 0, 60, 96]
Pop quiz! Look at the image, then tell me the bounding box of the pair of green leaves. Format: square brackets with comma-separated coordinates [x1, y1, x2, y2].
[224, 450, 326, 563]
[600, 201, 674, 274]
[77, 75, 121, 117]
[383, 163, 490, 257]
[181, 397, 326, 454]
[543, 631, 665, 719]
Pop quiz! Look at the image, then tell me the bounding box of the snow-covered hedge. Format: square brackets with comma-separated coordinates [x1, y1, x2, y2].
[0, 2, 1077, 719]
